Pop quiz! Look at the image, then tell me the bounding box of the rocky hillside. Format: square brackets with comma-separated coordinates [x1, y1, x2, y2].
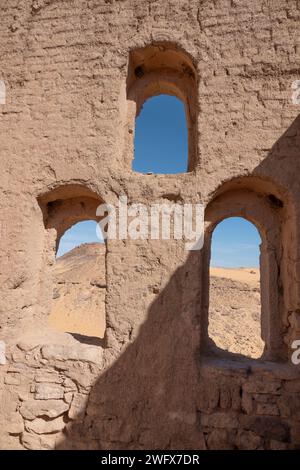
[49, 243, 106, 338]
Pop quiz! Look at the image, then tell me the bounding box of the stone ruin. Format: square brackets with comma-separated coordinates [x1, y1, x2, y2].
[1, 0, 300, 450]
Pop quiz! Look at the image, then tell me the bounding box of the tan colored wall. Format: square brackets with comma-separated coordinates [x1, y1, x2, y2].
[1, 0, 300, 450]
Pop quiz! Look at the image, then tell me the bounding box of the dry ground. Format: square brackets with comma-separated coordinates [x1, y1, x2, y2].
[49, 245, 264, 358]
[49, 243, 106, 338]
[209, 267, 264, 358]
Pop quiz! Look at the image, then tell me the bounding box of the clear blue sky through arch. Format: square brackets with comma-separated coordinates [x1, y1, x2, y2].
[210, 217, 261, 268]
[58, 97, 261, 267]
[133, 94, 188, 174]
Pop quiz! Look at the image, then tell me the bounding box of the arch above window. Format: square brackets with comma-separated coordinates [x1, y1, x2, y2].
[38, 184, 104, 252]
[202, 185, 289, 362]
[38, 185, 107, 340]
[125, 43, 198, 172]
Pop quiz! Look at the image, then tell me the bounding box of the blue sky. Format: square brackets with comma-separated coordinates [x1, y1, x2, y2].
[210, 217, 261, 268]
[57, 95, 260, 267]
[133, 95, 188, 173]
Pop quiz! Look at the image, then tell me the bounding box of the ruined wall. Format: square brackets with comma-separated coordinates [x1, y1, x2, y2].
[1, 0, 300, 450]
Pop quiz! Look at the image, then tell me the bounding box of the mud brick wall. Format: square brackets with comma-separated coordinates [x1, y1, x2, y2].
[1, 0, 300, 449]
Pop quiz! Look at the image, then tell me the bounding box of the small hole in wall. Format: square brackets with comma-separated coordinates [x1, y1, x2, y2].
[267, 194, 284, 208]
[134, 65, 144, 78]
[208, 217, 265, 359]
[49, 220, 106, 339]
[133, 94, 188, 174]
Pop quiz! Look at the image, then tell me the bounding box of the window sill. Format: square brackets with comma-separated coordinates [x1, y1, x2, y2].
[200, 355, 300, 381]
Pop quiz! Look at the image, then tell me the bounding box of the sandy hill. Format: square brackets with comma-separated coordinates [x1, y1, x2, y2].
[49, 243, 106, 338]
[49, 244, 263, 358]
[54, 243, 106, 285]
[210, 266, 260, 288]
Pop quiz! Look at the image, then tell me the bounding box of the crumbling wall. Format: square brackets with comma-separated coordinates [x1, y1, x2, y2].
[0, 336, 104, 449]
[1, 0, 300, 450]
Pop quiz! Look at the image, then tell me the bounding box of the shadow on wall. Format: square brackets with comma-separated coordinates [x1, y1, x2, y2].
[58, 248, 206, 450]
[58, 248, 267, 450]
[56, 116, 299, 450]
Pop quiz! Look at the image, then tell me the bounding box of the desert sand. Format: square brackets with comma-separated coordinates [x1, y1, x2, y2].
[49, 243, 106, 338]
[49, 244, 263, 358]
[210, 267, 260, 287]
[209, 267, 263, 358]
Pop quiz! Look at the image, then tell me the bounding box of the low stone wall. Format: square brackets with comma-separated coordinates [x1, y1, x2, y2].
[0, 337, 103, 450]
[1, 338, 300, 450]
[197, 359, 300, 450]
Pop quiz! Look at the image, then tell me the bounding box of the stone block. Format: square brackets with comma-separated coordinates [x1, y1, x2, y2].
[4, 373, 21, 386]
[7, 412, 24, 435]
[256, 402, 279, 416]
[236, 430, 263, 450]
[41, 344, 103, 365]
[25, 415, 66, 434]
[68, 393, 88, 420]
[35, 369, 61, 384]
[35, 383, 64, 400]
[207, 429, 234, 450]
[201, 412, 239, 429]
[240, 415, 290, 441]
[243, 379, 281, 394]
[21, 431, 42, 450]
[20, 399, 69, 420]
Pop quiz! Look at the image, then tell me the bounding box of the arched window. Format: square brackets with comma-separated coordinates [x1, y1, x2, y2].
[124, 43, 198, 173]
[208, 217, 264, 359]
[38, 186, 107, 341]
[49, 220, 106, 339]
[133, 94, 188, 174]
[203, 184, 289, 362]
